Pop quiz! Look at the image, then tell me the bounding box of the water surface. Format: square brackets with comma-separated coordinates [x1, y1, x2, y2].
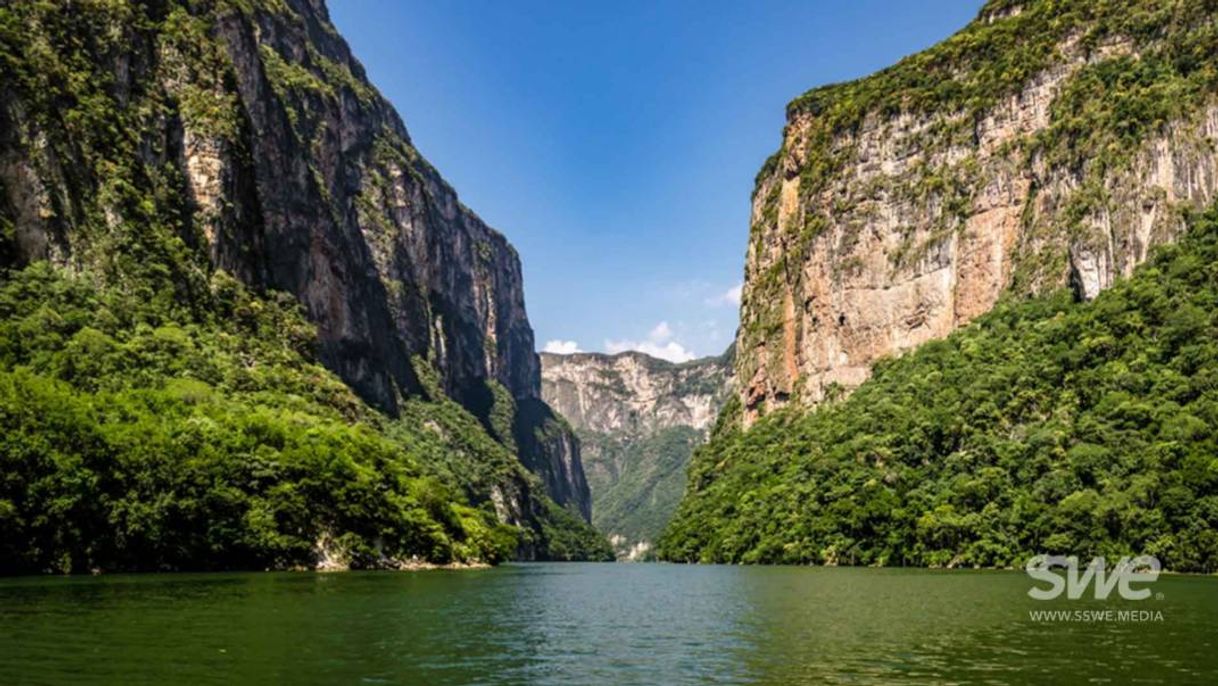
[1, 563, 1215, 684]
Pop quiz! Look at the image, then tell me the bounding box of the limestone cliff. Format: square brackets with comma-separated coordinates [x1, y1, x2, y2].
[739, 0, 1218, 425]
[0, 0, 591, 535]
[541, 349, 733, 559]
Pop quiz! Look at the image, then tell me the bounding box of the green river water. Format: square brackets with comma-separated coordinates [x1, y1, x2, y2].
[1, 563, 1215, 684]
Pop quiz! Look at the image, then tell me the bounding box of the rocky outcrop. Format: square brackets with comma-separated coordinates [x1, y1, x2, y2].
[541, 349, 733, 559]
[738, 0, 1218, 425]
[0, 0, 591, 526]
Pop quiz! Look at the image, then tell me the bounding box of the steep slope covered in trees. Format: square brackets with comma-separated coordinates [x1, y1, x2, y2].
[0, 0, 609, 572]
[663, 0, 1218, 572]
[662, 205, 1218, 572]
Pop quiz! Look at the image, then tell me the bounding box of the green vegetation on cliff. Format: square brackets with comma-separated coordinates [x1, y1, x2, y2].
[0, 264, 608, 573]
[0, 264, 612, 574]
[662, 205, 1218, 572]
[584, 426, 702, 558]
[778, 0, 1218, 197]
[0, 0, 610, 571]
[788, 0, 1218, 133]
[0, 265, 479, 572]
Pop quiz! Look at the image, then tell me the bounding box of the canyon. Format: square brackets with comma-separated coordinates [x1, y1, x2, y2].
[541, 349, 732, 559]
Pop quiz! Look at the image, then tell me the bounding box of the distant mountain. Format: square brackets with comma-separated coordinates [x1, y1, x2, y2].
[541, 348, 733, 559]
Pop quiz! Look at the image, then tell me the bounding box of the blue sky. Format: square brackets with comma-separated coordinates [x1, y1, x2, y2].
[329, 0, 981, 361]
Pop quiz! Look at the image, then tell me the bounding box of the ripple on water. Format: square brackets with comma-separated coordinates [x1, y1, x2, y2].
[0, 564, 1215, 685]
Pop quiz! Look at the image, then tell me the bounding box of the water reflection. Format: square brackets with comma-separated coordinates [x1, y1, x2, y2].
[735, 567, 1217, 684]
[0, 564, 1214, 684]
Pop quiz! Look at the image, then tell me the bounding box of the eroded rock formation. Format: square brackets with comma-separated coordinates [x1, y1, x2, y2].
[541, 349, 733, 558]
[738, 1, 1218, 425]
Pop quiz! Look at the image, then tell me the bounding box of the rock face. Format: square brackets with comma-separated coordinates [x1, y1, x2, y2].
[0, 0, 590, 524]
[541, 349, 733, 559]
[738, 0, 1218, 425]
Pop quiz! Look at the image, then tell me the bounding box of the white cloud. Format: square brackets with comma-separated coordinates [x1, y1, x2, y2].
[705, 283, 743, 307]
[648, 321, 673, 342]
[604, 321, 696, 363]
[604, 339, 696, 363]
[542, 339, 582, 354]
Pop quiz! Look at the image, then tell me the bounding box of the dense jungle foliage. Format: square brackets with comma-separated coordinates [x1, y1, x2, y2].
[585, 425, 702, 558]
[662, 206, 1218, 573]
[0, 265, 610, 574]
